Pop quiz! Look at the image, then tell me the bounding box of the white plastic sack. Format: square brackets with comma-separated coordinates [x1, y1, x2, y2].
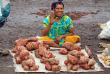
[98, 20, 110, 39]
[1, 0, 10, 8]
[0, 0, 2, 17]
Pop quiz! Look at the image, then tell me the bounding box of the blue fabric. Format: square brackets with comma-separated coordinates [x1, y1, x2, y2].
[0, 20, 5, 27]
[0, 4, 11, 23]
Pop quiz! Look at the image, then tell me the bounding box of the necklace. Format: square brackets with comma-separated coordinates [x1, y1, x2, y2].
[54, 13, 65, 19]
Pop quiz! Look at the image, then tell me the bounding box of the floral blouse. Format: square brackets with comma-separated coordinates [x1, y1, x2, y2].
[43, 15, 73, 46]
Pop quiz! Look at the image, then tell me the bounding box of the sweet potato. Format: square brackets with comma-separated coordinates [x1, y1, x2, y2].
[68, 50, 78, 57]
[20, 50, 30, 60]
[47, 58, 59, 65]
[64, 60, 69, 65]
[59, 48, 68, 55]
[15, 39, 28, 46]
[26, 42, 34, 51]
[62, 42, 74, 50]
[88, 59, 96, 66]
[72, 64, 79, 71]
[24, 66, 29, 71]
[25, 59, 35, 67]
[67, 63, 73, 71]
[43, 44, 49, 49]
[28, 37, 38, 42]
[52, 65, 61, 71]
[77, 51, 85, 58]
[79, 56, 89, 64]
[16, 46, 27, 53]
[11, 47, 17, 53]
[30, 65, 39, 71]
[15, 56, 22, 64]
[45, 62, 52, 70]
[35, 49, 42, 59]
[43, 51, 55, 58]
[67, 54, 78, 64]
[90, 65, 95, 69]
[80, 63, 90, 70]
[70, 44, 81, 51]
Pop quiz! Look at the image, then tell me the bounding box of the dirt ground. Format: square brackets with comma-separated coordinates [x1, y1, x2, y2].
[0, 0, 110, 74]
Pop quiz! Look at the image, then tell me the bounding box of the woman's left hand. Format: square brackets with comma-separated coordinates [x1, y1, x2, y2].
[55, 35, 64, 44]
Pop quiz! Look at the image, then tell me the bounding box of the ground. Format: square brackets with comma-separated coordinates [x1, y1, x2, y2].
[0, 0, 110, 74]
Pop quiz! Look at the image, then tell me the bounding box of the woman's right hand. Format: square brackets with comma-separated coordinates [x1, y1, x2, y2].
[50, 12, 58, 25]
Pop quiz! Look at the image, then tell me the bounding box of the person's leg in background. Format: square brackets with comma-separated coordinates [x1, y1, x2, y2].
[64, 35, 81, 44]
[0, 4, 11, 27]
[39, 36, 59, 47]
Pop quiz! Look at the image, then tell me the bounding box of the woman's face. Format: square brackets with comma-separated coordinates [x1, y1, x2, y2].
[53, 4, 64, 17]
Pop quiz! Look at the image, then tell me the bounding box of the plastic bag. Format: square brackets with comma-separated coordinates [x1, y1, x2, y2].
[98, 20, 110, 39]
[0, 0, 2, 17]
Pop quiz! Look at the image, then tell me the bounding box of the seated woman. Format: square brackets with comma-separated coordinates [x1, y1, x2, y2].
[39, 0, 80, 47]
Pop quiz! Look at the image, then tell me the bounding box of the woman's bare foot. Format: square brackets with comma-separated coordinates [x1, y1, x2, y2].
[43, 41, 59, 47]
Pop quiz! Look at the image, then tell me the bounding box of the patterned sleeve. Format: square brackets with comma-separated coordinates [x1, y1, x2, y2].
[43, 16, 50, 28]
[66, 17, 73, 30]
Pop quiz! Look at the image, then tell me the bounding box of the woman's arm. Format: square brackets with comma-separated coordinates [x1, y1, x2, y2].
[55, 28, 74, 44]
[62, 28, 74, 37]
[42, 23, 52, 36]
[42, 12, 58, 36]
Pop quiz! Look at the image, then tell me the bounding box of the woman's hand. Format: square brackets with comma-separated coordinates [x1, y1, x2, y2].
[50, 12, 58, 25]
[55, 35, 64, 44]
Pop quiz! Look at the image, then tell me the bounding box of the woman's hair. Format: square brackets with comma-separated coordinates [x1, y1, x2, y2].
[51, 0, 64, 10]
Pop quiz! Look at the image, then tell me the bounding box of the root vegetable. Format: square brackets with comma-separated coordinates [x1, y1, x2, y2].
[24, 66, 29, 71]
[48, 58, 59, 65]
[80, 63, 90, 70]
[11, 47, 17, 53]
[52, 65, 61, 71]
[59, 48, 68, 55]
[70, 44, 81, 51]
[90, 65, 95, 69]
[28, 37, 38, 42]
[35, 49, 42, 58]
[30, 65, 39, 71]
[64, 60, 69, 65]
[88, 59, 96, 66]
[80, 56, 89, 63]
[43, 51, 55, 58]
[15, 56, 22, 64]
[20, 50, 30, 60]
[62, 42, 74, 50]
[67, 63, 73, 71]
[68, 50, 78, 57]
[45, 62, 52, 70]
[15, 39, 28, 46]
[26, 42, 34, 51]
[67, 54, 78, 64]
[72, 64, 79, 71]
[43, 44, 49, 49]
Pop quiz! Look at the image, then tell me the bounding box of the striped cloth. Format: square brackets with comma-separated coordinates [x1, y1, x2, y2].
[98, 20, 110, 39]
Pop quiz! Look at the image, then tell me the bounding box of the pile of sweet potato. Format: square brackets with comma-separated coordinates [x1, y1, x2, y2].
[11, 37, 41, 71]
[60, 42, 81, 55]
[11, 37, 61, 71]
[35, 45, 61, 71]
[64, 50, 96, 71]
[13, 47, 39, 71]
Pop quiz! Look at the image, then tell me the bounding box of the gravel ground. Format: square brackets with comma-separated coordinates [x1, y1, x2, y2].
[0, 0, 110, 74]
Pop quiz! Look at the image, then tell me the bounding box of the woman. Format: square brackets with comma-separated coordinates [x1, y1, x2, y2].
[39, 0, 80, 47]
[0, 0, 11, 27]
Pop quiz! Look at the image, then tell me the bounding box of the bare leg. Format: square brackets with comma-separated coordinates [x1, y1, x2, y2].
[43, 41, 60, 47]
